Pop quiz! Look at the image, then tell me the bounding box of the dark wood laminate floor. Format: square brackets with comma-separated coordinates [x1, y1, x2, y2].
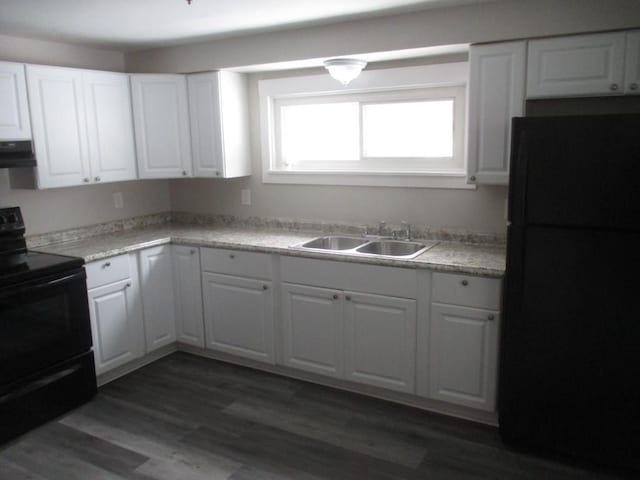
[0, 352, 632, 480]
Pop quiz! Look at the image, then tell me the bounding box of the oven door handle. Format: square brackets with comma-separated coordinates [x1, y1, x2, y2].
[0, 270, 86, 299]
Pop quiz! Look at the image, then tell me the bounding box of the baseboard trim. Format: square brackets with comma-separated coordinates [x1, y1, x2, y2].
[96, 344, 178, 387]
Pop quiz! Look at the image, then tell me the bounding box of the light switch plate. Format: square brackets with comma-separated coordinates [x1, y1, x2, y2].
[113, 192, 124, 209]
[241, 188, 251, 206]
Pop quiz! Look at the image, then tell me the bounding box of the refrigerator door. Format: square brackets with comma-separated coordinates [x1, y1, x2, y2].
[509, 115, 640, 230]
[500, 225, 640, 467]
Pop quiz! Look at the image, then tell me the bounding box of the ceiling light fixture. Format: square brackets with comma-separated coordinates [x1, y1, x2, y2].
[323, 58, 367, 86]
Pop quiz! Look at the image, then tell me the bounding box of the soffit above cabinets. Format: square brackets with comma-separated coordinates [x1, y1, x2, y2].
[0, 0, 498, 52]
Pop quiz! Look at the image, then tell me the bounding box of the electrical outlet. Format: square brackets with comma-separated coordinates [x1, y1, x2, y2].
[241, 188, 251, 206]
[113, 192, 124, 209]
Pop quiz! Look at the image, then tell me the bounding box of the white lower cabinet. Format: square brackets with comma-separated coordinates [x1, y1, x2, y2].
[202, 272, 275, 363]
[86, 254, 144, 376]
[281, 283, 344, 378]
[139, 245, 177, 352]
[344, 292, 416, 393]
[172, 245, 205, 348]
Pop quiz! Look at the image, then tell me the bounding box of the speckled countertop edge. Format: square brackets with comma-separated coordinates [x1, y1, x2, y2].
[34, 225, 506, 278]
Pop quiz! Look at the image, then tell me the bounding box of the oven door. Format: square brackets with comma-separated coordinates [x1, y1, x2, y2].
[0, 267, 92, 387]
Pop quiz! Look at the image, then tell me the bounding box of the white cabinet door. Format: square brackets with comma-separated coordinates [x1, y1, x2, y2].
[88, 278, 144, 376]
[0, 62, 31, 140]
[624, 31, 640, 94]
[429, 303, 499, 411]
[139, 245, 177, 352]
[83, 71, 137, 183]
[130, 74, 192, 179]
[202, 272, 274, 363]
[187, 71, 251, 178]
[26, 65, 91, 188]
[527, 32, 626, 98]
[281, 283, 344, 378]
[172, 245, 205, 348]
[344, 292, 416, 393]
[467, 41, 525, 185]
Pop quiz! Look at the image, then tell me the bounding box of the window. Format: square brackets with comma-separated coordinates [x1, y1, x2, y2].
[260, 63, 472, 188]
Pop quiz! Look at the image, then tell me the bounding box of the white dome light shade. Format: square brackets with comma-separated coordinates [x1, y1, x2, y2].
[323, 58, 367, 85]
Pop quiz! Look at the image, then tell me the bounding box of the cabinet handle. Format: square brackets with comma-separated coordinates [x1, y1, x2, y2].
[190, 249, 196, 255]
[126, 282, 131, 288]
[487, 314, 495, 321]
[229, 254, 235, 259]
[332, 294, 339, 300]
[461, 279, 469, 286]
[469, 175, 476, 182]
[215, 171, 220, 176]
[94, 176, 101, 182]
[262, 285, 268, 290]
[83, 177, 90, 183]
[182, 170, 188, 176]
[630, 83, 639, 91]
[345, 295, 351, 301]
[610, 83, 619, 91]
[102, 262, 111, 269]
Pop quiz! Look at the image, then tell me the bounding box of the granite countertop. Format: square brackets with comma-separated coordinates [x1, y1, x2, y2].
[35, 224, 506, 278]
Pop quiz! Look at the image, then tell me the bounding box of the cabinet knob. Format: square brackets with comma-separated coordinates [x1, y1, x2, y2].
[630, 83, 639, 91]
[262, 285, 268, 290]
[332, 294, 339, 300]
[102, 261, 111, 269]
[487, 314, 495, 321]
[229, 254, 235, 259]
[94, 176, 101, 182]
[469, 175, 476, 182]
[610, 83, 619, 91]
[182, 170, 188, 176]
[215, 171, 220, 176]
[190, 249, 196, 255]
[345, 295, 351, 301]
[126, 282, 131, 288]
[83, 177, 90, 183]
[461, 279, 469, 286]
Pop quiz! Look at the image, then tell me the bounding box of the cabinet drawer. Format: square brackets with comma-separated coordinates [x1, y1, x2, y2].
[86, 254, 132, 290]
[200, 247, 272, 279]
[432, 272, 501, 310]
[280, 256, 417, 299]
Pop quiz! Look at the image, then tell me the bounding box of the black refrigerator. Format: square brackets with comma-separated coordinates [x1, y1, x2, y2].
[499, 114, 640, 471]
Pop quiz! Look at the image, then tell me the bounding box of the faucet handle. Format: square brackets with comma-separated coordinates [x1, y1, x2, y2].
[378, 220, 387, 236]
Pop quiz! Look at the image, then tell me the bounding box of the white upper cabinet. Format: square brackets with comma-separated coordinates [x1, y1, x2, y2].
[0, 62, 31, 140]
[188, 71, 251, 178]
[624, 31, 640, 94]
[527, 32, 626, 98]
[83, 71, 137, 183]
[26, 65, 91, 188]
[24, 65, 136, 189]
[130, 74, 192, 179]
[467, 41, 526, 185]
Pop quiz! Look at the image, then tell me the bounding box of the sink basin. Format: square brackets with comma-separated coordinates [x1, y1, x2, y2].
[299, 236, 368, 250]
[355, 240, 429, 258]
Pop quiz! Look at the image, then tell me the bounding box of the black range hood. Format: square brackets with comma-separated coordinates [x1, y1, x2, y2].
[0, 140, 36, 168]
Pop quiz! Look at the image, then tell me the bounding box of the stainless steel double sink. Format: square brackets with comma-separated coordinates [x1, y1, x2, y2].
[292, 235, 437, 259]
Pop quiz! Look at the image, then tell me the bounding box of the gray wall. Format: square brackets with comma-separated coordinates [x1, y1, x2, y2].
[0, 35, 170, 235]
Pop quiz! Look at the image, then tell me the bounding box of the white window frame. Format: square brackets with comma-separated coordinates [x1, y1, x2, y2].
[259, 62, 473, 189]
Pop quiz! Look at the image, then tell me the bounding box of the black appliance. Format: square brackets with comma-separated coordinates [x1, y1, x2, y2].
[0, 140, 36, 168]
[499, 114, 640, 471]
[0, 207, 96, 444]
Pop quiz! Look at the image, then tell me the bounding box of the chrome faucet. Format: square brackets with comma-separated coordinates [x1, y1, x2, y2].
[402, 221, 412, 240]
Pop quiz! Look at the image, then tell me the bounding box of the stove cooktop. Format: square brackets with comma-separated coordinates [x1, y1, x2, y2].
[0, 251, 85, 288]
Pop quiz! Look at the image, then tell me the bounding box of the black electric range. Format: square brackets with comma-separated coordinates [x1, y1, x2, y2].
[0, 206, 97, 444]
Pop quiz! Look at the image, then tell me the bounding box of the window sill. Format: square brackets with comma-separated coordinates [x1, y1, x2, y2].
[263, 170, 476, 189]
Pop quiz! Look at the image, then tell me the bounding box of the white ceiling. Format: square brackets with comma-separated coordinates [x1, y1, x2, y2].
[0, 0, 496, 52]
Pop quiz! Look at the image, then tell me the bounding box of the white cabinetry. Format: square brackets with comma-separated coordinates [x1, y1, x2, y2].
[139, 245, 177, 353]
[187, 71, 251, 178]
[625, 31, 640, 94]
[172, 245, 205, 348]
[130, 74, 192, 179]
[0, 62, 31, 140]
[281, 283, 344, 378]
[424, 273, 501, 411]
[23, 65, 136, 188]
[201, 248, 275, 363]
[527, 32, 627, 98]
[280, 256, 418, 393]
[85, 254, 144, 376]
[467, 41, 526, 185]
